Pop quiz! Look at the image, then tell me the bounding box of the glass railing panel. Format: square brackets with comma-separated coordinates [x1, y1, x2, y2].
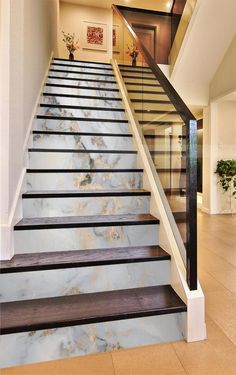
[112, 6, 197, 290]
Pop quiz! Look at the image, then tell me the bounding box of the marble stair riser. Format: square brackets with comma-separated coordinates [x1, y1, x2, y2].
[129, 92, 169, 101]
[38, 106, 126, 121]
[123, 78, 159, 85]
[34, 119, 130, 134]
[28, 152, 137, 170]
[133, 103, 174, 111]
[146, 144, 185, 153]
[44, 86, 121, 98]
[26, 171, 143, 190]
[122, 72, 156, 79]
[32, 134, 133, 151]
[14, 224, 159, 253]
[49, 71, 115, 82]
[152, 155, 184, 169]
[42, 96, 123, 109]
[51, 64, 112, 74]
[53, 59, 112, 67]
[0, 260, 169, 302]
[126, 85, 165, 93]
[47, 78, 117, 90]
[159, 174, 186, 190]
[136, 113, 182, 123]
[0, 313, 185, 368]
[23, 196, 150, 218]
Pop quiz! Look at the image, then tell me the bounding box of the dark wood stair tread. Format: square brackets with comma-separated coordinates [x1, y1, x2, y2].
[36, 115, 128, 123]
[27, 168, 143, 173]
[48, 76, 115, 84]
[32, 130, 132, 137]
[53, 58, 112, 67]
[0, 245, 170, 273]
[120, 70, 154, 75]
[122, 75, 157, 80]
[135, 110, 177, 114]
[50, 69, 114, 77]
[0, 285, 186, 334]
[132, 99, 170, 104]
[14, 214, 159, 231]
[43, 93, 122, 101]
[22, 189, 151, 199]
[46, 83, 119, 92]
[173, 212, 187, 223]
[128, 90, 166, 95]
[40, 104, 124, 111]
[28, 148, 137, 154]
[118, 64, 151, 70]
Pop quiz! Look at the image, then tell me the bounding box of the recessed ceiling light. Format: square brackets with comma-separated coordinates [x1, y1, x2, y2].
[166, 1, 172, 9]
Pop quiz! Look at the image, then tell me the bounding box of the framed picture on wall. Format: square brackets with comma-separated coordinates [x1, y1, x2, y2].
[82, 21, 107, 51]
[112, 24, 120, 53]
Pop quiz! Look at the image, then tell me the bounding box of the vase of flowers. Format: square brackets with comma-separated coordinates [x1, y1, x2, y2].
[126, 44, 139, 66]
[62, 31, 79, 60]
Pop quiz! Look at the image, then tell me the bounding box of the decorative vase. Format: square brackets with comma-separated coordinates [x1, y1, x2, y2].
[69, 52, 74, 60]
[132, 56, 137, 67]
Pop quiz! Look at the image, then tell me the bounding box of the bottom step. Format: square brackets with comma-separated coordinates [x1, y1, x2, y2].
[1, 285, 186, 335]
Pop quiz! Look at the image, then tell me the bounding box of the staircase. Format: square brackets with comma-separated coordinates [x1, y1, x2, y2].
[0, 58, 187, 368]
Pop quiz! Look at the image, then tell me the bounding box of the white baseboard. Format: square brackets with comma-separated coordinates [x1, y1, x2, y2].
[201, 206, 211, 214]
[0, 52, 54, 260]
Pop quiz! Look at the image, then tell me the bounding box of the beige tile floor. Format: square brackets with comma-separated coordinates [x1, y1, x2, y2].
[2, 211, 236, 375]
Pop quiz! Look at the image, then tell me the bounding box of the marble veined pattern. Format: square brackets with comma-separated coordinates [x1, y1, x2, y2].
[0, 313, 185, 368]
[26, 171, 143, 190]
[28, 151, 137, 170]
[53, 59, 112, 68]
[38, 106, 126, 121]
[49, 70, 116, 82]
[44, 85, 120, 98]
[23, 196, 150, 218]
[47, 77, 117, 90]
[0, 260, 169, 302]
[1, 60, 186, 370]
[42, 95, 123, 109]
[14, 224, 158, 253]
[51, 64, 113, 75]
[34, 118, 129, 134]
[33, 134, 133, 150]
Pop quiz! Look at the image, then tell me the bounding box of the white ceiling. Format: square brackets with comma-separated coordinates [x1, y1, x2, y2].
[60, 0, 174, 12]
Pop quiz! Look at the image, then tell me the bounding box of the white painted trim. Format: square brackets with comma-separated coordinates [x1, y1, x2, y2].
[23, 51, 54, 154]
[112, 58, 206, 342]
[0, 52, 54, 260]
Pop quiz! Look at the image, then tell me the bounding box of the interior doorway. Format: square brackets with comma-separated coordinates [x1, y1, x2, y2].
[132, 24, 156, 59]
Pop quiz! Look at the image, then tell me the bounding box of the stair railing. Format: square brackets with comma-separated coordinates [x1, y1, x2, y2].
[112, 4, 197, 290]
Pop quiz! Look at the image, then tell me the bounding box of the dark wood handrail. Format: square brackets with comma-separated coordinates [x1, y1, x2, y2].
[112, 4, 196, 124]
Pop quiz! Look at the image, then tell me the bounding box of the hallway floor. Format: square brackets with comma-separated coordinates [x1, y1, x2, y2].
[2, 211, 236, 375]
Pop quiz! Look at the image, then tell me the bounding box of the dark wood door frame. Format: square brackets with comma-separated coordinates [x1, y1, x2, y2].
[131, 23, 156, 59]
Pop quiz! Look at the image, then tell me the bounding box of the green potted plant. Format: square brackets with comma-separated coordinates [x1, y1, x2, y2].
[62, 31, 79, 60]
[215, 159, 236, 199]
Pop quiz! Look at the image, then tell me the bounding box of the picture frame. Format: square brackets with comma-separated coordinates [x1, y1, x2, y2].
[112, 24, 121, 53]
[82, 21, 107, 51]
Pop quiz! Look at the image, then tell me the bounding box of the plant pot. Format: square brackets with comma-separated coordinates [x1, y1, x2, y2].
[69, 52, 74, 60]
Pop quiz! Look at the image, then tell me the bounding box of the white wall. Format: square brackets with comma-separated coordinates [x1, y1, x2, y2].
[0, 0, 59, 259]
[59, 2, 112, 63]
[202, 35, 236, 214]
[210, 35, 236, 101]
